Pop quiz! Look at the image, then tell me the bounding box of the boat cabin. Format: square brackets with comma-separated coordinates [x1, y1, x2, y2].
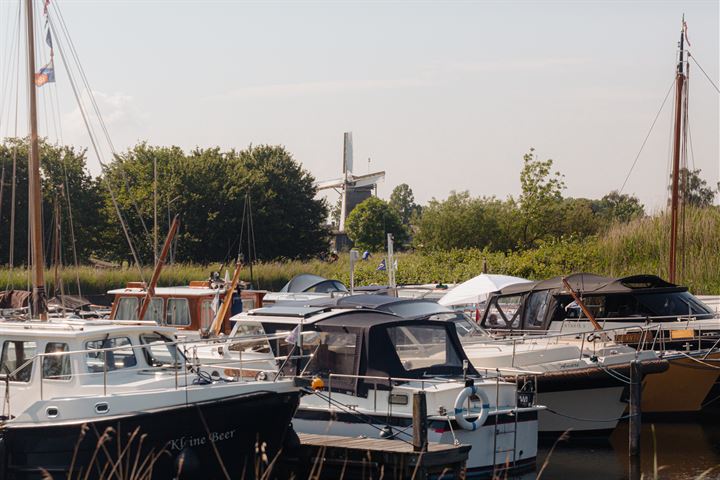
[0, 320, 180, 417]
[480, 273, 714, 332]
[108, 281, 266, 334]
[232, 306, 478, 391]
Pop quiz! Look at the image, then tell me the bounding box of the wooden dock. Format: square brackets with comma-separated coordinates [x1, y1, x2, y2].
[276, 432, 470, 480]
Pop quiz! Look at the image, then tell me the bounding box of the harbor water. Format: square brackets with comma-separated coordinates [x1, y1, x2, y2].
[532, 415, 720, 479]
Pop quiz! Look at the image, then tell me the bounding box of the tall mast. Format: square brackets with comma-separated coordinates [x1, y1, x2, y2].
[669, 17, 686, 284]
[25, 0, 47, 319]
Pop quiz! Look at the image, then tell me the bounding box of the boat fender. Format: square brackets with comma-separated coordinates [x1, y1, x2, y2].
[453, 386, 489, 431]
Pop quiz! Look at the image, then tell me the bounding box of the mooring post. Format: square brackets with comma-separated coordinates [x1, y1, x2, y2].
[629, 360, 642, 457]
[413, 391, 428, 452]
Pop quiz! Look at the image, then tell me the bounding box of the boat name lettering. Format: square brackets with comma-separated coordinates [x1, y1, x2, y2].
[168, 429, 237, 450]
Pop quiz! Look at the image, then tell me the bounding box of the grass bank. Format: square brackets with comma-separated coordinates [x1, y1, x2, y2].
[2, 208, 718, 296]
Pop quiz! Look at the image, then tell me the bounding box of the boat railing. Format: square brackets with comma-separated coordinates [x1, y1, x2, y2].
[465, 323, 675, 367]
[0, 334, 295, 412]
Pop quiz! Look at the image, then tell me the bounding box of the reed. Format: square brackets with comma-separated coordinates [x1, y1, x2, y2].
[2, 207, 718, 296]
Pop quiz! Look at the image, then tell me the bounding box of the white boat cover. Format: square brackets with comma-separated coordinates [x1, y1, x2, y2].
[437, 274, 531, 307]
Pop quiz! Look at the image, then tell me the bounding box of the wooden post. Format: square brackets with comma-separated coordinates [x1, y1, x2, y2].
[412, 391, 428, 453]
[629, 360, 642, 457]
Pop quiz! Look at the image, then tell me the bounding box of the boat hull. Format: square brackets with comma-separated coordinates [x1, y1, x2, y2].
[0, 389, 300, 480]
[642, 352, 720, 413]
[537, 386, 626, 435]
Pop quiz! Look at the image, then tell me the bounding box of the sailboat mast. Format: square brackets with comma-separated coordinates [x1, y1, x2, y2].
[669, 19, 686, 284]
[25, 0, 47, 319]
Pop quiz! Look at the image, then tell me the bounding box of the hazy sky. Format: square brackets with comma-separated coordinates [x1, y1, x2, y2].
[2, 0, 718, 211]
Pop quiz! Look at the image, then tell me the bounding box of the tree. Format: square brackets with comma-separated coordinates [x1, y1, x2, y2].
[0, 138, 105, 266]
[99, 143, 329, 263]
[518, 148, 566, 247]
[595, 190, 645, 225]
[413, 191, 517, 251]
[674, 168, 718, 208]
[389, 183, 421, 225]
[345, 197, 407, 251]
[556, 198, 600, 238]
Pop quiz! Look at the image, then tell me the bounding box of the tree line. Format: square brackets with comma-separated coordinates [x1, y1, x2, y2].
[346, 148, 719, 252]
[0, 139, 329, 266]
[1, 140, 717, 266]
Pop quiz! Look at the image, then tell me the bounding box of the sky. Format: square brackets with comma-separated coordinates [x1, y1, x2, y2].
[1, 0, 718, 212]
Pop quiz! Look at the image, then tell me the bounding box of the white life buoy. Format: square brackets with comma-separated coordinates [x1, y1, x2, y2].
[453, 385, 490, 431]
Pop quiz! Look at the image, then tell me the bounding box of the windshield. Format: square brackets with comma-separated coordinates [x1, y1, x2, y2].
[636, 291, 713, 317]
[140, 333, 180, 367]
[387, 325, 461, 373]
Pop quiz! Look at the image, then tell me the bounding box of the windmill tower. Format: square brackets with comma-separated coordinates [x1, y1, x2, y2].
[316, 132, 385, 249]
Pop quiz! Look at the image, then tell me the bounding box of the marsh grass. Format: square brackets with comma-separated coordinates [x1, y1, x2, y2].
[3, 207, 718, 296]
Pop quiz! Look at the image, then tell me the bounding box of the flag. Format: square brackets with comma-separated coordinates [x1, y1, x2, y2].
[46, 29, 53, 49]
[376, 259, 386, 271]
[285, 325, 301, 344]
[43, 0, 50, 15]
[35, 62, 55, 87]
[683, 19, 691, 46]
[393, 259, 398, 271]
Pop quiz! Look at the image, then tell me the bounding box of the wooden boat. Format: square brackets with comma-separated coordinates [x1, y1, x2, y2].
[107, 280, 266, 335]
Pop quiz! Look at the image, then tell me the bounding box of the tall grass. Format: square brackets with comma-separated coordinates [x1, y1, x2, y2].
[594, 207, 720, 294]
[2, 208, 718, 296]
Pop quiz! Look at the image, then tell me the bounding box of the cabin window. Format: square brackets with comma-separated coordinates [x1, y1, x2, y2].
[307, 332, 358, 376]
[485, 295, 522, 329]
[166, 298, 191, 326]
[140, 334, 179, 367]
[200, 299, 215, 331]
[387, 325, 461, 371]
[143, 297, 164, 322]
[43, 342, 71, 380]
[85, 337, 137, 373]
[523, 291, 551, 328]
[229, 322, 272, 355]
[0, 341, 37, 382]
[115, 297, 139, 320]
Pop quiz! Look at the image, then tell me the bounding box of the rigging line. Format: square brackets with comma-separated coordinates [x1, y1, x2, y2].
[47, 17, 146, 281]
[0, 1, 21, 138]
[619, 78, 676, 194]
[50, 0, 152, 241]
[61, 148, 82, 296]
[687, 118, 696, 172]
[688, 53, 720, 94]
[51, 2, 117, 153]
[681, 75, 690, 280]
[8, 21, 21, 284]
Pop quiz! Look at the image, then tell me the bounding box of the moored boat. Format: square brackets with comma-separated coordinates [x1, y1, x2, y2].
[0, 320, 300, 479]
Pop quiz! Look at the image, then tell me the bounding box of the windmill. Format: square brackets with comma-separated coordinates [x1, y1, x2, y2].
[317, 132, 385, 234]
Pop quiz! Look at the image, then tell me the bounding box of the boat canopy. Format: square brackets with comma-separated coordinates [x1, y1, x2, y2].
[497, 273, 681, 296]
[482, 273, 713, 330]
[279, 274, 348, 293]
[306, 310, 477, 394]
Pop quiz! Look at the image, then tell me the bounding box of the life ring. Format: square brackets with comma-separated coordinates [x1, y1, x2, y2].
[453, 385, 490, 431]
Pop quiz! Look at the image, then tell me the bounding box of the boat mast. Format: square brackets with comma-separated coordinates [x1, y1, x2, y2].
[669, 17, 686, 284]
[25, 0, 47, 319]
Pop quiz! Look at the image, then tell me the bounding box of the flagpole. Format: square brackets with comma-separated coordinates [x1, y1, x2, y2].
[25, 0, 47, 319]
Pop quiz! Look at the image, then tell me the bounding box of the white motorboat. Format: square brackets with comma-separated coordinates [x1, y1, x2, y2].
[0, 319, 300, 479]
